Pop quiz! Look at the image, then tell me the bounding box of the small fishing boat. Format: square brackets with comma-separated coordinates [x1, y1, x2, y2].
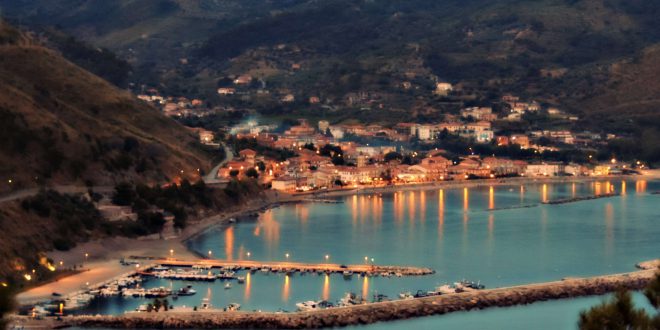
[398, 291, 414, 300]
[296, 300, 323, 312]
[237, 276, 246, 284]
[223, 303, 241, 311]
[224, 283, 232, 290]
[176, 285, 197, 296]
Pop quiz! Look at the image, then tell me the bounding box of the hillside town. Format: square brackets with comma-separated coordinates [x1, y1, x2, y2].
[134, 85, 646, 193]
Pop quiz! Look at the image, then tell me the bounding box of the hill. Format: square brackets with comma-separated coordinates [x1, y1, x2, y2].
[0, 21, 211, 194]
[2, 0, 660, 131]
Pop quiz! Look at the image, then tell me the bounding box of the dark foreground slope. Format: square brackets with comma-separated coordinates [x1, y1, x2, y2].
[0, 22, 211, 194]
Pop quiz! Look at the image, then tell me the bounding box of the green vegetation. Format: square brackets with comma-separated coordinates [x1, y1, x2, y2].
[579, 272, 660, 329]
[38, 28, 132, 87]
[225, 136, 295, 161]
[21, 190, 105, 251]
[0, 21, 210, 193]
[0, 284, 14, 329]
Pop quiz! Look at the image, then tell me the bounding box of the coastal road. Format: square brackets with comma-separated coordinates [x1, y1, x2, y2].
[203, 142, 234, 184]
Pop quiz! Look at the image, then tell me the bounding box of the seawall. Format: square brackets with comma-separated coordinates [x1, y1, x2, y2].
[65, 264, 657, 329]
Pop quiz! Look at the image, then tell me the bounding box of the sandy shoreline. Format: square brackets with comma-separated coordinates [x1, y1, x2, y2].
[15, 174, 655, 305]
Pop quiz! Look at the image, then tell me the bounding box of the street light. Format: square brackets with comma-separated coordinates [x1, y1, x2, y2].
[208, 250, 213, 257]
[325, 254, 330, 261]
[247, 252, 251, 258]
[285, 253, 290, 259]
[169, 249, 174, 257]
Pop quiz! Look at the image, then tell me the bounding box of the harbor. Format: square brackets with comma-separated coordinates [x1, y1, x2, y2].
[9, 179, 660, 329]
[53, 261, 659, 329]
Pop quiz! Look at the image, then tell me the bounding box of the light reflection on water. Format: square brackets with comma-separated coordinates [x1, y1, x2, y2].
[76, 180, 659, 329]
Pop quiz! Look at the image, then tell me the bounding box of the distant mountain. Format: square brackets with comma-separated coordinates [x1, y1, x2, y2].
[3, 0, 660, 131]
[0, 21, 211, 194]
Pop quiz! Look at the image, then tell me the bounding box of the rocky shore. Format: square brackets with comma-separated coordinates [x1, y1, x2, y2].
[65, 263, 658, 329]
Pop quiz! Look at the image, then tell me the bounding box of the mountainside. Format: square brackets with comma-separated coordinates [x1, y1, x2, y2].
[2, 0, 660, 130]
[0, 22, 211, 194]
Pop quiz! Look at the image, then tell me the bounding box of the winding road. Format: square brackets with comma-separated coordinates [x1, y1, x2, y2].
[202, 142, 234, 184]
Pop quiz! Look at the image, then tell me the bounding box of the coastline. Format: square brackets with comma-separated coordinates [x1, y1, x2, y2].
[15, 174, 654, 306]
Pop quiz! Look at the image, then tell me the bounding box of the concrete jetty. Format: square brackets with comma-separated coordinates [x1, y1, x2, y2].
[542, 193, 620, 205]
[154, 258, 435, 276]
[62, 261, 658, 329]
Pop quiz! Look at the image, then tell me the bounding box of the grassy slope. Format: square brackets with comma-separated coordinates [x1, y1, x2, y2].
[0, 22, 211, 193]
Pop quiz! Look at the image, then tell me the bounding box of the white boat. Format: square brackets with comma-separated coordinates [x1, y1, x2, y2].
[237, 276, 246, 284]
[224, 303, 241, 311]
[135, 304, 148, 312]
[337, 292, 361, 307]
[152, 265, 169, 271]
[342, 270, 353, 277]
[435, 284, 456, 295]
[224, 283, 232, 290]
[398, 291, 414, 300]
[295, 300, 322, 312]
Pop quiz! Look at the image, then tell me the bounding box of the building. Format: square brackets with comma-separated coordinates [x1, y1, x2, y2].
[329, 126, 345, 139]
[217, 88, 236, 95]
[198, 129, 214, 144]
[461, 107, 497, 121]
[318, 120, 330, 133]
[234, 75, 253, 85]
[434, 82, 453, 95]
[525, 163, 565, 177]
[510, 134, 530, 148]
[271, 176, 297, 192]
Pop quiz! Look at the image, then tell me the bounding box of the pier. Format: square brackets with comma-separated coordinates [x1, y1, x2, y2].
[542, 193, 620, 205]
[152, 258, 435, 276]
[61, 261, 659, 329]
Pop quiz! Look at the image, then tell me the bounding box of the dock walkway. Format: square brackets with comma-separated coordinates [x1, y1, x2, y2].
[154, 258, 435, 276]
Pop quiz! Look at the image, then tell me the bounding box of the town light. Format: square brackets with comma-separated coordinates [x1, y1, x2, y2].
[247, 252, 251, 258]
[285, 253, 290, 259]
[611, 158, 617, 164]
[169, 249, 174, 256]
[325, 254, 330, 261]
[24, 274, 31, 281]
[59, 261, 63, 266]
[208, 250, 213, 256]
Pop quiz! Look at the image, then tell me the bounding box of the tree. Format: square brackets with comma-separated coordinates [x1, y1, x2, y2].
[153, 298, 162, 312]
[579, 271, 660, 329]
[112, 182, 136, 206]
[245, 168, 259, 178]
[0, 285, 14, 329]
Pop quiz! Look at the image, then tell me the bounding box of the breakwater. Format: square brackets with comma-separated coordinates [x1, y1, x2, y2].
[542, 193, 620, 205]
[64, 261, 658, 329]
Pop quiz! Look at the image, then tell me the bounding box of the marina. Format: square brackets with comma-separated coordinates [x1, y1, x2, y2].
[15, 179, 660, 328]
[57, 263, 658, 329]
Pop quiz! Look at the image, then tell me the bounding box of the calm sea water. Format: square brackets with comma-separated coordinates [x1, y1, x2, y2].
[76, 179, 659, 329]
